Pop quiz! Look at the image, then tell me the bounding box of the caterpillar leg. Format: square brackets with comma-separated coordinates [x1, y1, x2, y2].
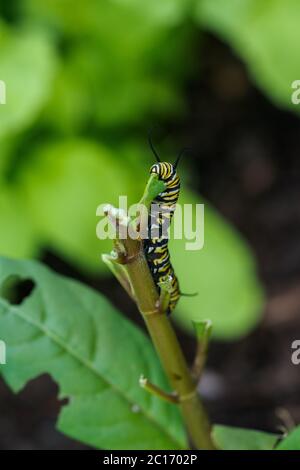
[158, 275, 173, 314]
[102, 252, 136, 301]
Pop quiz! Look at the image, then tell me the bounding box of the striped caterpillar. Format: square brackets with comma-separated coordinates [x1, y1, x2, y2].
[143, 137, 183, 315]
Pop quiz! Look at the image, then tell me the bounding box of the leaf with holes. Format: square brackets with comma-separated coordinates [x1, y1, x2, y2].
[0, 257, 186, 450]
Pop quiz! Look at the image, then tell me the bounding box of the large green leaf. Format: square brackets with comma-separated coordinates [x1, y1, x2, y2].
[0, 257, 186, 450]
[196, 0, 300, 112]
[171, 190, 264, 339]
[212, 425, 279, 450]
[0, 23, 57, 137]
[276, 426, 300, 450]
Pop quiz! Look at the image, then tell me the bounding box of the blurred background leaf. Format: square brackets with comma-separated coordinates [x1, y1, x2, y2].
[171, 190, 264, 339]
[18, 139, 143, 272]
[0, 186, 39, 258]
[0, 23, 57, 138]
[196, 0, 300, 112]
[24, 0, 196, 129]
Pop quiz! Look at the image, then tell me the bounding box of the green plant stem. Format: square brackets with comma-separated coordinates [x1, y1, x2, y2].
[114, 233, 215, 450]
[192, 320, 212, 381]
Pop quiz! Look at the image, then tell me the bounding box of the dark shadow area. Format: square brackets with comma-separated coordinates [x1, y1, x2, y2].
[0, 375, 89, 450]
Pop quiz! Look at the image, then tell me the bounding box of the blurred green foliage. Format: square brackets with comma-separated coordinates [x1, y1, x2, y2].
[171, 190, 263, 339]
[197, 0, 300, 111]
[0, 22, 57, 137]
[6, 0, 298, 339]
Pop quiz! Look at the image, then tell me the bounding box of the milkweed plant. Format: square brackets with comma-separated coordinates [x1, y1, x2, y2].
[0, 149, 299, 450]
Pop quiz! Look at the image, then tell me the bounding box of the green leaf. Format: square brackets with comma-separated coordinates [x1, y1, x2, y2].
[196, 0, 300, 112]
[0, 23, 57, 137]
[276, 426, 300, 450]
[193, 319, 212, 342]
[0, 257, 186, 450]
[213, 425, 279, 450]
[171, 190, 264, 339]
[19, 139, 141, 273]
[139, 173, 167, 209]
[0, 186, 38, 258]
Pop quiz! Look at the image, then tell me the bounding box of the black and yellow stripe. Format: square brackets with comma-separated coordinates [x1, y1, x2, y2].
[143, 162, 181, 315]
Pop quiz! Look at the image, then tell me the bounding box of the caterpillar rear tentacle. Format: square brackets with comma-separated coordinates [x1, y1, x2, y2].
[180, 291, 198, 297]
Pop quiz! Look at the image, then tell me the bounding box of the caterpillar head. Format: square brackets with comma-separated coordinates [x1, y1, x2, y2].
[150, 162, 176, 181]
[147, 129, 187, 183]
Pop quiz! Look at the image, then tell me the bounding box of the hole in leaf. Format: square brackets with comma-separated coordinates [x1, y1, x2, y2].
[0, 374, 81, 449]
[0, 275, 36, 305]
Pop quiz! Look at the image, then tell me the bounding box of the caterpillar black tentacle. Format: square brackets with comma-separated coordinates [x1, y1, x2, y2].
[148, 128, 161, 163]
[143, 160, 181, 315]
[180, 291, 198, 297]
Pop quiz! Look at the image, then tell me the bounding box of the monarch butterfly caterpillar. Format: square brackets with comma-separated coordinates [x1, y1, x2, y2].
[143, 136, 186, 315]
